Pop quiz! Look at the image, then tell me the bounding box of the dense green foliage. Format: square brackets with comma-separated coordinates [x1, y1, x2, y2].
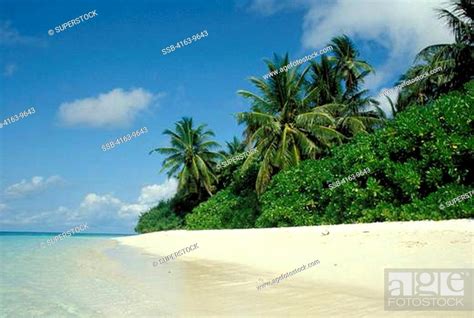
[135, 1, 473, 233]
[185, 189, 259, 229]
[134, 201, 183, 233]
[136, 82, 474, 233]
[359, 184, 474, 222]
[186, 161, 261, 229]
[237, 35, 385, 194]
[257, 82, 474, 227]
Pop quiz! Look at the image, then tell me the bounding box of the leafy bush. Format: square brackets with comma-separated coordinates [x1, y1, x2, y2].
[255, 159, 336, 227]
[185, 157, 261, 230]
[170, 190, 204, 218]
[215, 154, 260, 192]
[135, 201, 183, 233]
[359, 183, 474, 222]
[257, 81, 474, 227]
[185, 188, 259, 230]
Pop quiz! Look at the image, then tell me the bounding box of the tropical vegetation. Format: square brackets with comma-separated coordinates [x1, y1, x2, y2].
[149, 117, 223, 199]
[136, 0, 473, 233]
[394, 0, 473, 112]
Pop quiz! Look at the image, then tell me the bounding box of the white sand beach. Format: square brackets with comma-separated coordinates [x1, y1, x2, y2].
[115, 219, 474, 317]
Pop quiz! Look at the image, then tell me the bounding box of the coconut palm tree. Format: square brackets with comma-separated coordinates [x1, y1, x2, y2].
[237, 54, 343, 194]
[221, 136, 246, 157]
[393, 60, 443, 110]
[308, 42, 385, 138]
[385, 95, 399, 117]
[307, 55, 341, 106]
[328, 35, 375, 94]
[399, 0, 474, 107]
[317, 100, 385, 138]
[149, 117, 223, 198]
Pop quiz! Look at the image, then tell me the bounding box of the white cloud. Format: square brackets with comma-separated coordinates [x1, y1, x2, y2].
[304, 0, 452, 89]
[79, 193, 122, 211]
[58, 88, 158, 128]
[82, 178, 178, 220]
[77, 193, 127, 224]
[250, 0, 454, 90]
[118, 178, 178, 218]
[0, 178, 179, 232]
[118, 179, 178, 218]
[4, 176, 64, 198]
[118, 204, 150, 218]
[137, 178, 178, 205]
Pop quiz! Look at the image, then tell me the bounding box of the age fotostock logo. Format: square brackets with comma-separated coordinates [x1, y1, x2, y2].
[385, 269, 473, 311]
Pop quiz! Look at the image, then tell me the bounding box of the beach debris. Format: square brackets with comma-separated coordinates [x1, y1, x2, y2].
[404, 240, 427, 248]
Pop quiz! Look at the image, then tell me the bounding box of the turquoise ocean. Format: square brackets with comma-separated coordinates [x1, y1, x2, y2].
[0, 232, 183, 317]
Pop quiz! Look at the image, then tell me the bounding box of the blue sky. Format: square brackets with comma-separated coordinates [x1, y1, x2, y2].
[0, 0, 453, 233]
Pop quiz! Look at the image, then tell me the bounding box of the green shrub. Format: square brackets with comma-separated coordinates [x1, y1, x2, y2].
[256, 159, 336, 227]
[359, 184, 474, 222]
[135, 201, 183, 233]
[185, 156, 261, 230]
[257, 81, 474, 227]
[170, 190, 204, 217]
[185, 189, 259, 230]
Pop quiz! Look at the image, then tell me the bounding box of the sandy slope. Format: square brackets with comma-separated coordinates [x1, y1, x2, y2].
[115, 219, 473, 317]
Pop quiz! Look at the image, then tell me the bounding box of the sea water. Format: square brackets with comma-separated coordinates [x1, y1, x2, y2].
[0, 232, 177, 317]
